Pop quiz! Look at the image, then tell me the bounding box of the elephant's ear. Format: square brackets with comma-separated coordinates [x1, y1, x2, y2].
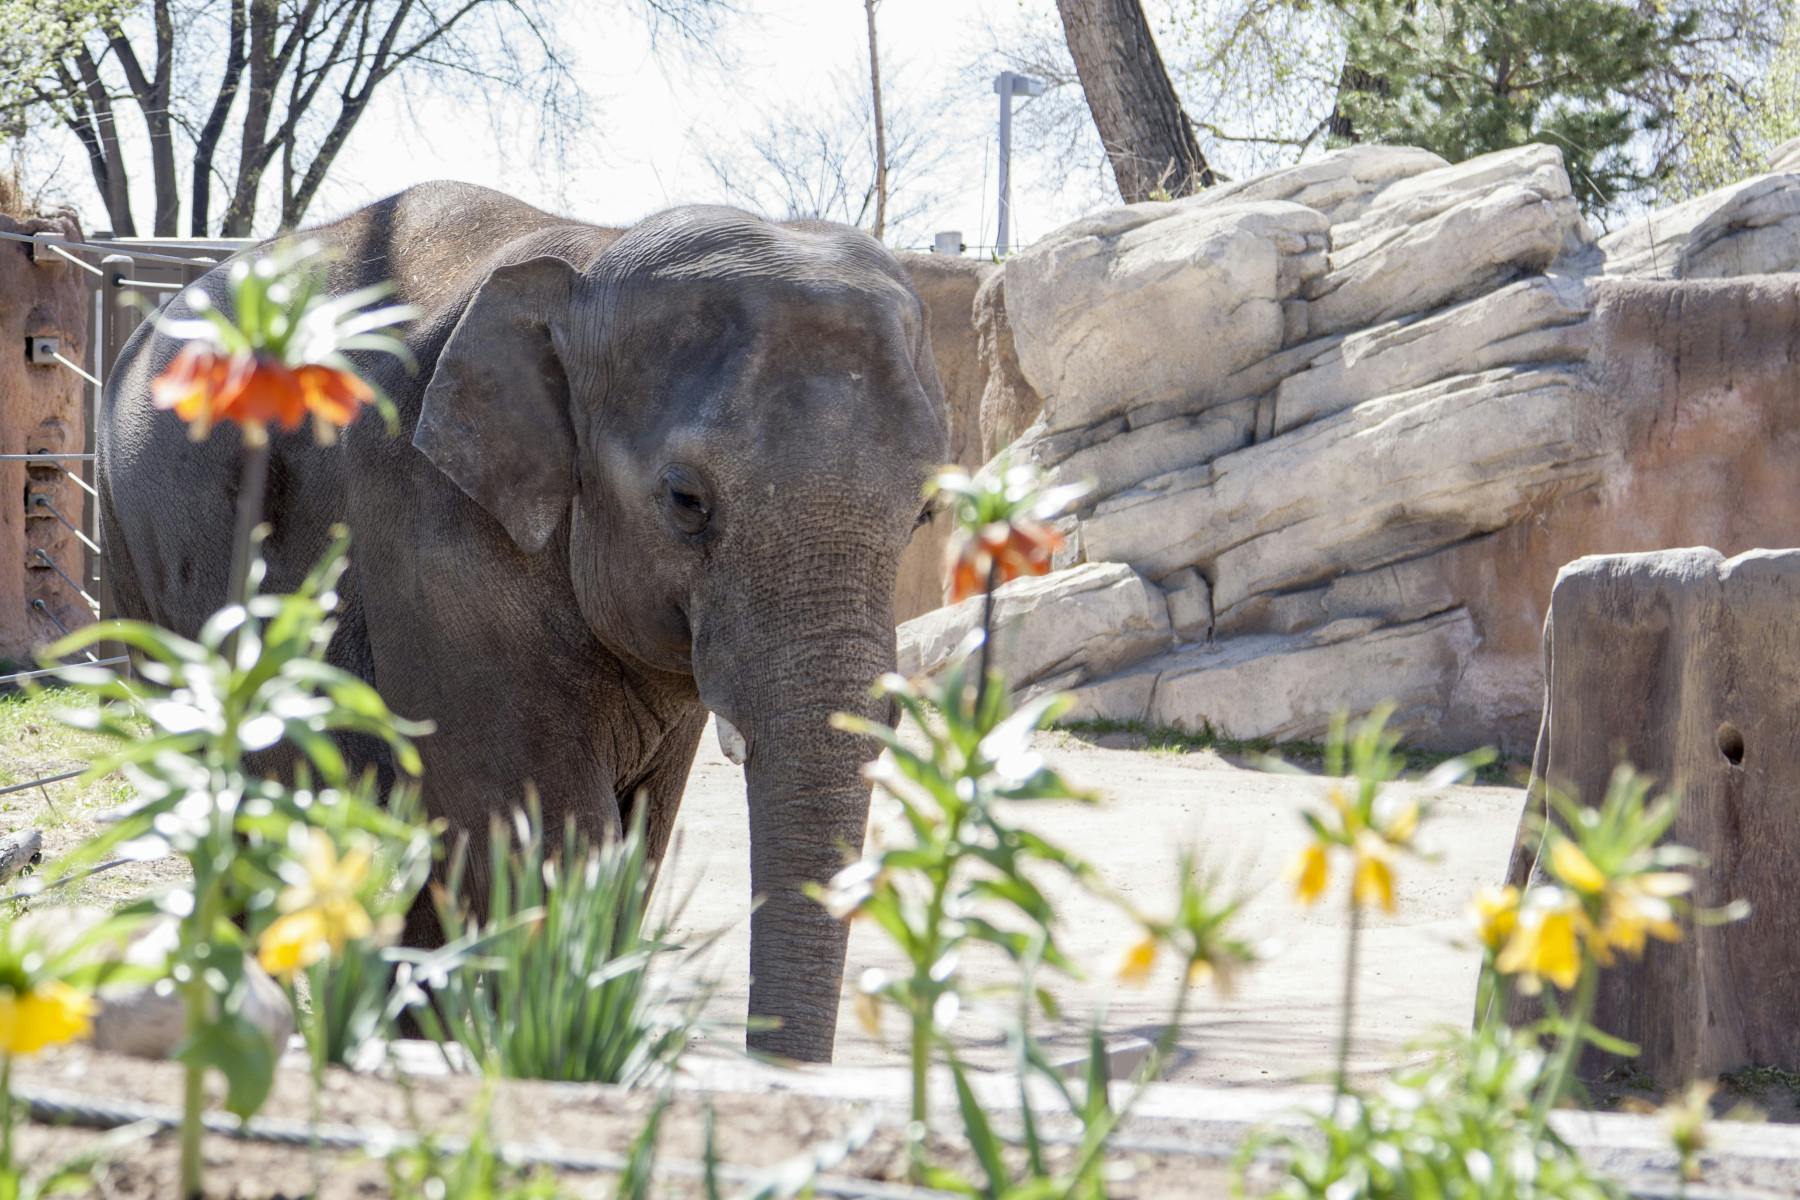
[415, 255, 579, 554]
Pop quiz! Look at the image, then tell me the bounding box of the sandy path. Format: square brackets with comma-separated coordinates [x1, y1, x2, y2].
[664, 719, 1527, 1087]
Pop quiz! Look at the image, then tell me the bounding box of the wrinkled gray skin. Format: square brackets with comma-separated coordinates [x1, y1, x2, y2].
[98, 182, 949, 1063]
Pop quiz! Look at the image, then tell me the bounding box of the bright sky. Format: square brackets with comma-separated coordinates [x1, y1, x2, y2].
[36, 0, 1124, 252]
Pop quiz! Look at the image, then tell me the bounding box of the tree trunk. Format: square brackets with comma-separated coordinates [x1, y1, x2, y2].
[192, 0, 249, 236]
[223, 0, 281, 237]
[864, 0, 887, 240]
[1055, 0, 1214, 202]
[70, 48, 136, 236]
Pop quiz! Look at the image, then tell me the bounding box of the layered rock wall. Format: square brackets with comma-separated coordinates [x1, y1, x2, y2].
[897, 144, 1800, 752]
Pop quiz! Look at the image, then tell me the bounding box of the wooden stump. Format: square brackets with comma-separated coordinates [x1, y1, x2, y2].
[1505, 547, 1800, 1084]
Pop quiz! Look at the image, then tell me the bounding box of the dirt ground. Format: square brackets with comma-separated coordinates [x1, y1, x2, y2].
[0, 690, 1531, 1091]
[665, 717, 1530, 1090]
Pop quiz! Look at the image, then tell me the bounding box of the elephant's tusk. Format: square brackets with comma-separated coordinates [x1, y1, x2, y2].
[715, 714, 749, 766]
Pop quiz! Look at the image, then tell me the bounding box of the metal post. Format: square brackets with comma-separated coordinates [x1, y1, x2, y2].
[992, 72, 1045, 257]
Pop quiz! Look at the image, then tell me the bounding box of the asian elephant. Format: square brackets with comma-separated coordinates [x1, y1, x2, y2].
[96, 181, 950, 1063]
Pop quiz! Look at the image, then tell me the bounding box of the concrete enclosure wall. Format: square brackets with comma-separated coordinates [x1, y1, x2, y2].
[0, 214, 92, 663]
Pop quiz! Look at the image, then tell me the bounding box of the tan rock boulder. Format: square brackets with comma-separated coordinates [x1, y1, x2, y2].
[895, 562, 1171, 695]
[1081, 365, 1610, 601]
[1004, 200, 1330, 435]
[1600, 172, 1800, 280]
[972, 269, 1042, 462]
[1306, 145, 1591, 337]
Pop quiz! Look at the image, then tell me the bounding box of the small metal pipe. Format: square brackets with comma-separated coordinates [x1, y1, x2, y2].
[110, 278, 183, 292]
[31, 551, 100, 613]
[51, 352, 101, 387]
[29, 496, 102, 554]
[0, 453, 95, 462]
[30, 601, 98, 662]
[0, 769, 84, 798]
[0, 228, 228, 269]
[0, 657, 126, 687]
[47, 243, 103, 276]
[58, 468, 98, 498]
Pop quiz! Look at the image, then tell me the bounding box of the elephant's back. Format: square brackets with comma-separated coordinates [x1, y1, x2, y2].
[97, 182, 614, 636]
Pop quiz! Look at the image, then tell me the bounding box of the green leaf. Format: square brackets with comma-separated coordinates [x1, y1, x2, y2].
[949, 1056, 1011, 1194]
[176, 1010, 278, 1120]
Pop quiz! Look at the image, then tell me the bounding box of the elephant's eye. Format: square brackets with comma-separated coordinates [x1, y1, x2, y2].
[913, 503, 934, 531]
[660, 465, 712, 536]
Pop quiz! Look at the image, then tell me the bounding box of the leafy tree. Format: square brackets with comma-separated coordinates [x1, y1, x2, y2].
[1328, 0, 1700, 212]
[0, 0, 721, 238]
[701, 65, 950, 245]
[1665, 8, 1800, 200]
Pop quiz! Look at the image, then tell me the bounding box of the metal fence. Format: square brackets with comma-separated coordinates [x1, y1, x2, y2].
[1, 228, 254, 804]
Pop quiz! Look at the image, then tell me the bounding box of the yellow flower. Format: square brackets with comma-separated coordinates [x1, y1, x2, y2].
[1376, 797, 1420, 847]
[1186, 953, 1239, 997]
[1470, 885, 1521, 951]
[1549, 839, 1607, 895]
[1288, 842, 1330, 906]
[1598, 873, 1689, 958]
[1661, 1080, 1715, 1182]
[256, 830, 375, 978]
[1117, 936, 1159, 987]
[853, 968, 887, 1039]
[258, 908, 330, 977]
[1325, 784, 1359, 833]
[853, 989, 883, 1039]
[1495, 898, 1585, 994]
[1352, 833, 1396, 913]
[0, 981, 96, 1056]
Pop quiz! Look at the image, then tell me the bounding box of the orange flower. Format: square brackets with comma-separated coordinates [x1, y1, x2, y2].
[152, 347, 371, 443]
[947, 519, 1066, 602]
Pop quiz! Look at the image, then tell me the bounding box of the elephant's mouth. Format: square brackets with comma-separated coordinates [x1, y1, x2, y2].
[715, 713, 750, 765]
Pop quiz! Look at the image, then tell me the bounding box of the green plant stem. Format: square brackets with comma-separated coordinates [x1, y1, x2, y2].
[1531, 950, 1598, 1136]
[179, 849, 227, 1199]
[224, 439, 270, 661]
[1, 1052, 15, 1183]
[309, 974, 328, 1196]
[971, 559, 1000, 720]
[1335, 898, 1363, 1097]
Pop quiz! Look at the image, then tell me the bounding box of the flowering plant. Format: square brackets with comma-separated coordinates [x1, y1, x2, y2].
[152, 239, 411, 445]
[821, 462, 1254, 1191]
[36, 242, 427, 1198]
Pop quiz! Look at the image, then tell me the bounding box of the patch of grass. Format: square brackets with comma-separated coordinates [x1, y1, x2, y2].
[0, 689, 128, 831]
[1055, 717, 1518, 784]
[0, 687, 178, 907]
[1722, 1064, 1800, 1104]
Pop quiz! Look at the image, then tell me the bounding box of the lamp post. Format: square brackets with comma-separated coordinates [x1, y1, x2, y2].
[993, 71, 1045, 256]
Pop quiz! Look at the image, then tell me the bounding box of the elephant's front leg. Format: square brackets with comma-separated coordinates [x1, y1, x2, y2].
[616, 708, 708, 870]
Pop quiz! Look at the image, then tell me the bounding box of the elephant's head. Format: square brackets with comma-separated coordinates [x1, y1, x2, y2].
[412, 207, 949, 1061]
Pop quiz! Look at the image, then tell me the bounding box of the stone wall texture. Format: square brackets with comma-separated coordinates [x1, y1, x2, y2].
[1506, 548, 1800, 1084]
[0, 214, 92, 665]
[895, 143, 1800, 752]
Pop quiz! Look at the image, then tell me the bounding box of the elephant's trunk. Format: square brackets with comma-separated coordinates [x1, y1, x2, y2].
[702, 588, 892, 1063]
[744, 730, 873, 1062]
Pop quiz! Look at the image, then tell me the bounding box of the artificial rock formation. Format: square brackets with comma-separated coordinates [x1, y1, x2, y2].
[892, 253, 997, 622]
[895, 141, 1800, 751]
[1505, 548, 1800, 1084]
[0, 213, 92, 665]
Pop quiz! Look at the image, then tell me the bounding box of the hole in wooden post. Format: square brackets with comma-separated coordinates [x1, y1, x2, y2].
[1717, 722, 1745, 766]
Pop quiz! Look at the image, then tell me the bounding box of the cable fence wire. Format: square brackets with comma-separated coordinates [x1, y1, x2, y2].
[0, 226, 231, 269]
[32, 550, 99, 615]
